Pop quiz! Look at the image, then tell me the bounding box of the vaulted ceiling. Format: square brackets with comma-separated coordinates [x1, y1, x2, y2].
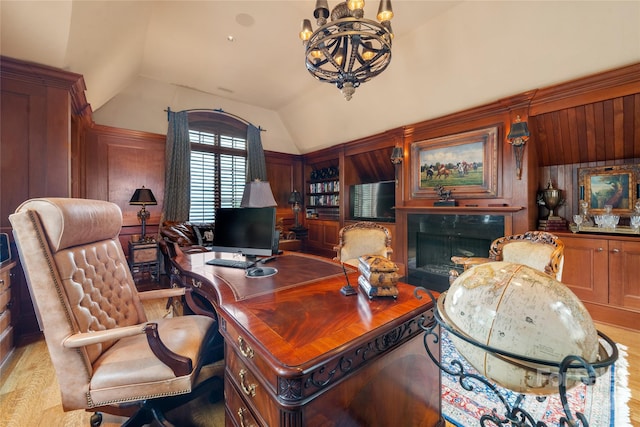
[2, 1, 638, 154]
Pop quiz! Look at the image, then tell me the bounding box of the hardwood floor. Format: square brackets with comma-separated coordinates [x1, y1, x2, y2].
[1, 307, 638, 427]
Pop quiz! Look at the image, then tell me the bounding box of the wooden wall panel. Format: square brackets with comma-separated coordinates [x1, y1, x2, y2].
[265, 151, 304, 225]
[0, 56, 85, 342]
[84, 125, 166, 244]
[532, 93, 640, 167]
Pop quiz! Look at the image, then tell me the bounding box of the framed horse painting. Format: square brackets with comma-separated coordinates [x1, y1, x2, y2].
[410, 126, 499, 199]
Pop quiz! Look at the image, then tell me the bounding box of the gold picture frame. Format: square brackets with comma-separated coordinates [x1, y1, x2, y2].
[578, 164, 640, 215]
[410, 126, 499, 199]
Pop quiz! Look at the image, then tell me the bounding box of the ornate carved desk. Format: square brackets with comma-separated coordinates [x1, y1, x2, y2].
[174, 252, 442, 427]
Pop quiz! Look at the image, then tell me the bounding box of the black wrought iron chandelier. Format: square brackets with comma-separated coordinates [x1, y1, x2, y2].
[299, 0, 394, 100]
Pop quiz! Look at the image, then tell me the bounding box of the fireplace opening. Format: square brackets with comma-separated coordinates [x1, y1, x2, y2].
[406, 214, 505, 292]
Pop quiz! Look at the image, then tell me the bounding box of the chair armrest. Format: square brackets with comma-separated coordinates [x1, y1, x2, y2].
[63, 324, 150, 348]
[63, 322, 193, 377]
[183, 245, 209, 253]
[138, 287, 187, 301]
[451, 256, 491, 270]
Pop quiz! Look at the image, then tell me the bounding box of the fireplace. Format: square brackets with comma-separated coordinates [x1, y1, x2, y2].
[406, 214, 505, 292]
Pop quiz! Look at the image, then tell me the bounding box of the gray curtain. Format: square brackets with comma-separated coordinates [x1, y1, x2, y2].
[246, 124, 267, 182]
[163, 110, 191, 222]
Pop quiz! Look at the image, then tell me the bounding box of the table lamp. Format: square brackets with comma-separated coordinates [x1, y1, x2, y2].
[288, 190, 303, 229]
[129, 186, 157, 241]
[240, 179, 277, 207]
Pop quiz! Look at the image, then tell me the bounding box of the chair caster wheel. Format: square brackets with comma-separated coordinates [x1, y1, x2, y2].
[90, 412, 103, 427]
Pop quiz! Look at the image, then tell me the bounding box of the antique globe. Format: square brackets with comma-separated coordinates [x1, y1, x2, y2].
[442, 261, 601, 395]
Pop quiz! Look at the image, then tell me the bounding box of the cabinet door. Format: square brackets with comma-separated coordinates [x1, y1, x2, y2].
[322, 221, 340, 249]
[608, 240, 640, 310]
[561, 236, 609, 304]
[306, 221, 324, 251]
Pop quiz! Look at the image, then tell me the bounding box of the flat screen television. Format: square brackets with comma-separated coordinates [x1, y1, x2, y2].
[350, 180, 395, 222]
[211, 207, 277, 259]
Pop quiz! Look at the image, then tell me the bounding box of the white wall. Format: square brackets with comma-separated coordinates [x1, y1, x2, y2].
[93, 1, 640, 154]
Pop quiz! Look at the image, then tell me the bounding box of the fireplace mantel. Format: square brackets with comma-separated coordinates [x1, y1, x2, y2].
[396, 206, 524, 214]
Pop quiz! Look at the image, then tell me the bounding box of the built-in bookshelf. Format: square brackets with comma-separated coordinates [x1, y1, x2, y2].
[306, 166, 340, 220]
[307, 178, 340, 220]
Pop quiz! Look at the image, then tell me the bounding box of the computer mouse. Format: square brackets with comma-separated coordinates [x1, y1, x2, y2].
[248, 268, 263, 276]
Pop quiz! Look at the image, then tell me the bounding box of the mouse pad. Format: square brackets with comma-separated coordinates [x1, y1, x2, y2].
[245, 267, 277, 278]
[209, 254, 354, 301]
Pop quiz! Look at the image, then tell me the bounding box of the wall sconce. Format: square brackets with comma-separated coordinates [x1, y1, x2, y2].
[129, 186, 157, 241]
[390, 146, 403, 164]
[507, 116, 530, 180]
[390, 146, 403, 185]
[288, 190, 303, 230]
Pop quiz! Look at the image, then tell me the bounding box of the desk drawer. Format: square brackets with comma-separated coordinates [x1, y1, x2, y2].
[225, 377, 260, 427]
[0, 325, 13, 365]
[0, 309, 11, 333]
[223, 319, 277, 390]
[226, 347, 281, 426]
[0, 268, 10, 292]
[0, 286, 10, 313]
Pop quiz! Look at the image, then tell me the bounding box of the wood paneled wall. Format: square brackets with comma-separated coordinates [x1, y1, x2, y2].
[533, 94, 640, 166]
[81, 124, 304, 249]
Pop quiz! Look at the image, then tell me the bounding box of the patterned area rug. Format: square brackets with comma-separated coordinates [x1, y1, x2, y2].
[440, 330, 630, 427]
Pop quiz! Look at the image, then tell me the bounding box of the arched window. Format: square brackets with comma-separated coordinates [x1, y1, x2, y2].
[188, 112, 248, 222]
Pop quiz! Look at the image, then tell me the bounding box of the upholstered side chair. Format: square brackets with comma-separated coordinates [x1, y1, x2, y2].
[9, 198, 224, 426]
[450, 230, 565, 284]
[333, 221, 393, 267]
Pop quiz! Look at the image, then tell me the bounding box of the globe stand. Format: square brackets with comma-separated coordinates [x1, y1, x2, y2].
[414, 288, 619, 427]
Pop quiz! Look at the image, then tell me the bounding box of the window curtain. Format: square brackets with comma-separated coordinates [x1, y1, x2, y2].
[246, 124, 267, 182]
[163, 110, 191, 222]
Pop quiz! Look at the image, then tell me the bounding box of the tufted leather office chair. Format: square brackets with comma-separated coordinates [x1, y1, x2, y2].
[450, 230, 565, 284]
[333, 221, 393, 267]
[9, 198, 224, 426]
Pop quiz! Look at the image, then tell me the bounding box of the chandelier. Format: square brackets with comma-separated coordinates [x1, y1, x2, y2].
[299, 0, 394, 100]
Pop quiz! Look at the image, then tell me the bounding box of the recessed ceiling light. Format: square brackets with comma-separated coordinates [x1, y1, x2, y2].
[236, 13, 254, 27]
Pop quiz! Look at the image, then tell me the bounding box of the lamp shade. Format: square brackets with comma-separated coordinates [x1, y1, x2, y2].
[288, 190, 303, 205]
[240, 180, 277, 207]
[390, 146, 403, 164]
[507, 121, 530, 140]
[129, 187, 157, 205]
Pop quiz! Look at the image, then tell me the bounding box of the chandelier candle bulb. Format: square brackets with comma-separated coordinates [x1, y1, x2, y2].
[377, 0, 394, 21]
[300, 19, 313, 41]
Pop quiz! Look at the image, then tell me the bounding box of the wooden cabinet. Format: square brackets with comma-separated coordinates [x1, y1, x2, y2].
[306, 219, 340, 256]
[0, 261, 16, 369]
[560, 233, 640, 329]
[1, 57, 88, 343]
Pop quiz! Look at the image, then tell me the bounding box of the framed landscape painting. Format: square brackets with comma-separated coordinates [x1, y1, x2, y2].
[578, 164, 639, 215]
[411, 126, 498, 199]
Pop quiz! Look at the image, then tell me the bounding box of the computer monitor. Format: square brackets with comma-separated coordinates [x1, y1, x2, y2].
[211, 207, 277, 260]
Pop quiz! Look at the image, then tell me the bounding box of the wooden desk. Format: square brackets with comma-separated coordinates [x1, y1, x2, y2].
[174, 252, 442, 427]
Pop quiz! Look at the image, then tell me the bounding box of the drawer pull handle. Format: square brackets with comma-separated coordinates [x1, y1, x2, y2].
[0, 279, 4, 286]
[611, 248, 620, 253]
[237, 407, 255, 427]
[239, 369, 256, 397]
[596, 247, 604, 252]
[238, 336, 254, 359]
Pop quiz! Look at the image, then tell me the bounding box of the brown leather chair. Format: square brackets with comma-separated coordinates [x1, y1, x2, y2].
[450, 230, 565, 283]
[333, 221, 393, 267]
[9, 198, 224, 426]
